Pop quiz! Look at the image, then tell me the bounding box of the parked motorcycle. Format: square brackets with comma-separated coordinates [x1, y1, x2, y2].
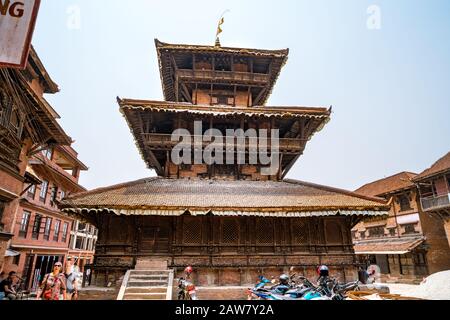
[248, 272, 313, 300]
[247, 266, 360, 301]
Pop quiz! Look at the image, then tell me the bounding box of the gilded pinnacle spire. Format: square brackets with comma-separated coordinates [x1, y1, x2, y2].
[215, 10, 230, 47]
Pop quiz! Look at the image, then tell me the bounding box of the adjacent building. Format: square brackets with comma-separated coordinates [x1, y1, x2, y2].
[413, 152, 450, 247]
[353, 163, 450, 283]
[68, 220, 98, 273]
[0, 47, 72, 273]
[1, 47, 97, 291]
[60, 39, 389, 287]
[3, 145, 97, 291]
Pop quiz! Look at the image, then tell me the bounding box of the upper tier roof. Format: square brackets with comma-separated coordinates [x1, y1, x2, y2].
[155, 39, 289, 104]
[118, 98, 331, 176]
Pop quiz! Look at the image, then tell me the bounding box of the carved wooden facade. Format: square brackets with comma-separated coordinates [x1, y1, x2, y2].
[91, 215, 357, 286]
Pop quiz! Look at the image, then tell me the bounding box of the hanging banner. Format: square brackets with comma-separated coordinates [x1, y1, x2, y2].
[0, 0, 41, 69]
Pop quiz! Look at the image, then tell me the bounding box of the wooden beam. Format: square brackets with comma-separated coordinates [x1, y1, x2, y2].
[282, 153, 303, 179]
[170, 55, 179, 71]
[147, 147, 164, 176]
[253, 87, 267, 106]
[180, 83, 192, 103]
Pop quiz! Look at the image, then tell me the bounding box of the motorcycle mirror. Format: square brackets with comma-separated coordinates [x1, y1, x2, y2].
[290, 266, 295, 272]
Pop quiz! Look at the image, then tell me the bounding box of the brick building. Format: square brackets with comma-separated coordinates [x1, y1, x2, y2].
[413, 152, 450, 248]
[353, 167, 450, 283]
[0, 47, 72, 273]
[3, 145, 98, 291]
[1, 47, 97, 290]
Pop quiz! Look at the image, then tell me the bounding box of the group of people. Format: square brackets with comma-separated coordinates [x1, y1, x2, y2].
[0, 257, 81, 301]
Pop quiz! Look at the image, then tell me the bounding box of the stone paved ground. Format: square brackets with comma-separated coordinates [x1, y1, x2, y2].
[196, 287, 249, 300]
[384, 283, 420, 297]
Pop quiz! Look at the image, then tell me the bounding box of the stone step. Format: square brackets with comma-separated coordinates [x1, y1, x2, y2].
[135, 259, 168, 271]
[124, 293, 167, 300]
[127, 280, 168, 287]
[130, 270, 171, 275]
[125, 287, 168, 294]
[129, 274, 169, 281]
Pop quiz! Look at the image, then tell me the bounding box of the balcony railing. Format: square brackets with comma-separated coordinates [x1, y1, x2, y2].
[421, 193, 450, 211]
[177, 69, 270, 84]
[142, 134, 304, 152]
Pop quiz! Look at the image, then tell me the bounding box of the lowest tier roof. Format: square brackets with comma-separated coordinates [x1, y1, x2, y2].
[60, 178, 388, 217]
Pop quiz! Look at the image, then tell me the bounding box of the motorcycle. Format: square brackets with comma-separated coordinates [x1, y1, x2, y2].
[247, 276, 274, 300]
[177, 277, 198, 300]
[248, 273, 313, 300]
[304, 278, 360, 300]
[247, 267, 361, 301]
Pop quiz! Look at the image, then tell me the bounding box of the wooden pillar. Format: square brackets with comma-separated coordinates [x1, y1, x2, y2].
[194, 83, 198, 105]
[210, 84, 213, 105]
[27, 254, 38, 290]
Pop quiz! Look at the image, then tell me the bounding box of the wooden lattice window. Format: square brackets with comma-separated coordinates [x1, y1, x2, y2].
[398, 194, 412, 212]
[221, 218, 239, 244]
[256, 219, 274, 244]
[291, 219, 309, 244]
[368, 226, 385, 238]
[183, 217, 202, 244]
[109, 217, 127, 242]
[325, 221, 343, 244]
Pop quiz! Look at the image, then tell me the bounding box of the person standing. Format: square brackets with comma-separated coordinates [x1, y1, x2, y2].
[36, 262, 67, 301]
[64, 258, 80, 300]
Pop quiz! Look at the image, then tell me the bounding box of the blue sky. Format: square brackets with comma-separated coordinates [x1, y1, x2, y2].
[32, 0, 450, 191]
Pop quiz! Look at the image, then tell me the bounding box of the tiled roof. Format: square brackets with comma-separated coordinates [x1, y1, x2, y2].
[155, 39, 290, 58]
[414, 152, 450, 181]
[118, 98, 331, 118]
[355, 172, 418, 197]
[354, 236, 425, 254]
[60, 178, 388, 215]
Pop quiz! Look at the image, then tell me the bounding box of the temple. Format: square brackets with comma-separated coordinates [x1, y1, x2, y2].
[60, 39, 389, 287]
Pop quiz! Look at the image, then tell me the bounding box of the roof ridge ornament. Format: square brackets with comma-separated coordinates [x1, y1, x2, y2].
[215, 10, 230, 47]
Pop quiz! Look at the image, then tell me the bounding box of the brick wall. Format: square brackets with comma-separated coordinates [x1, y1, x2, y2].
[433, 176, 449, 196]
[444, 220, 450, 248]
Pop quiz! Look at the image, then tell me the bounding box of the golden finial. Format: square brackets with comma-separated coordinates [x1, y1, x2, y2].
[215, 10, 230, 47]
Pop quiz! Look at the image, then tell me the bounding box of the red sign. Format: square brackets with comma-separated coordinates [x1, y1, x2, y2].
[0, 0, 41, 69]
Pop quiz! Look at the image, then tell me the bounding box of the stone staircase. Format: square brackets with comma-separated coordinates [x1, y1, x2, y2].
[117, 269, 174, 300]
